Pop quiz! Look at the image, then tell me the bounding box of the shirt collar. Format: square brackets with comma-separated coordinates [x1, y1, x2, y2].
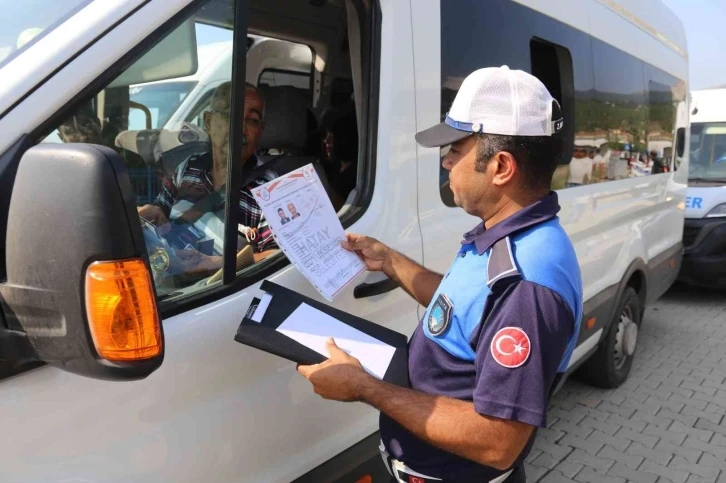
[462, 192, 561, 255]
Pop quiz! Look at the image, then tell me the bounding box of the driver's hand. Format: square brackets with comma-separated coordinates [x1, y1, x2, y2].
[139, 204, 170, 227]
[176, 248, 223, 274]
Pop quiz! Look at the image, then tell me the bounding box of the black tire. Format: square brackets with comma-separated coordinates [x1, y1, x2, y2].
[577, 287, 642, 388]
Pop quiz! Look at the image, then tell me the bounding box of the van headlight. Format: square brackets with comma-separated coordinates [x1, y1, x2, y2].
[706, 204, 726, 218]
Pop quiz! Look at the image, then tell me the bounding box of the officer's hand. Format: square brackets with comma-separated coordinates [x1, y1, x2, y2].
[342, 233, 391, 273]
[297, 338, 371, 402]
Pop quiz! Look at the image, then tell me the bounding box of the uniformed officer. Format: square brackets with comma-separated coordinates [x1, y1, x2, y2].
[297, 66, 583, 483]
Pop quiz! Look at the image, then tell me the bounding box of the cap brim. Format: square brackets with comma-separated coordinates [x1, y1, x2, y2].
[415, 122, 472, 148]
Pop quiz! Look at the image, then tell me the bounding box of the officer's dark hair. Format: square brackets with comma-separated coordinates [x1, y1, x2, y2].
[474, 102, 564, 193]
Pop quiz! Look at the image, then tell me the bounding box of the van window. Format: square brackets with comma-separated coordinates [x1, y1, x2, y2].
[128, 81, 198, 130]
[438, 0, 594, 205]
[36, 0, 375, 305]
[0, 0, 92, 68]
[530, 38, 575, 190]
[646, 64, 686, 174]
[38, 0, 238, 301]
[585, 40, 649, 183]
[258, 69, 311, 91]
[689, 122, 726, 180]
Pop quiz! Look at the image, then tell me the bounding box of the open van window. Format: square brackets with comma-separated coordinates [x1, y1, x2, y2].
[33, 0, 370, 304]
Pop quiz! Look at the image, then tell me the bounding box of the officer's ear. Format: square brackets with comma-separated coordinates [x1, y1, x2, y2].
[490, 151, 518, 187]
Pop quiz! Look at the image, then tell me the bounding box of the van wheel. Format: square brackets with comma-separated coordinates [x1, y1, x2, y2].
[578, 287, 641, 388]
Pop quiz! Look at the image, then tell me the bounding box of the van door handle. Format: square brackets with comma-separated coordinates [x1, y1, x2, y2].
[353, 278, 399, 298]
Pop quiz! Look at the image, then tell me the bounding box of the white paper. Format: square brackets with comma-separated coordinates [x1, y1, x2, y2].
[251, 165, 366, 300]
[251, 292, 273, 323]
[276, 303, 395, 380]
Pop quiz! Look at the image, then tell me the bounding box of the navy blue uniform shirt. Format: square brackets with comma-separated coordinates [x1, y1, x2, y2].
[380, 192, 583, 481]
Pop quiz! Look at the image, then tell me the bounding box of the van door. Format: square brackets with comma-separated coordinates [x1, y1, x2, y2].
[0, 0, 421, 481]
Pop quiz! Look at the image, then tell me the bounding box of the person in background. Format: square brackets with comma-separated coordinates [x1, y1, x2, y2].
[567, 147, 593, 187]
[319, 101, 359, 201]
[649, 149, 668, 174]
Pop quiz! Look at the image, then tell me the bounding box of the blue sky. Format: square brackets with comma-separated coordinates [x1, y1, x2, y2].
[662, 0, 726, 89]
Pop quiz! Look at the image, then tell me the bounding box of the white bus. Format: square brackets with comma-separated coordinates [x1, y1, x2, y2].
[679, 88, 726, 288]
[0, 0, 688, 481]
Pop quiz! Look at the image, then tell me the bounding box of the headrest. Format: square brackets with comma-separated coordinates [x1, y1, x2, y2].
[258, 85, 310, 151]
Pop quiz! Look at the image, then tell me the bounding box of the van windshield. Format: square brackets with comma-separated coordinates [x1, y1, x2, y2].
[0, 0, 92, 69]
[689, 122, 726, 182]
[129, 81, 198, 130]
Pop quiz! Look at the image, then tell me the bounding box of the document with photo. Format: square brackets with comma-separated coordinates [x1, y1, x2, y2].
[251, 164, 366, 300]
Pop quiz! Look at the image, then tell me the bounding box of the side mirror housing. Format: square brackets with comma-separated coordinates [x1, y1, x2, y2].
[0, 143, 164, 380]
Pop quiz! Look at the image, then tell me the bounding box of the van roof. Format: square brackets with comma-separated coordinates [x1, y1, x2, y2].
[611, 0, 688, 58]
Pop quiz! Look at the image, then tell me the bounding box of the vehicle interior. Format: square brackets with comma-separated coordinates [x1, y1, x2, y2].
[38, 0, 373, 299]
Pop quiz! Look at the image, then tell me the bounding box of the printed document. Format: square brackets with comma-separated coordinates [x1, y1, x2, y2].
[276, 303, 396, 379]
[251, 164, 366, 300]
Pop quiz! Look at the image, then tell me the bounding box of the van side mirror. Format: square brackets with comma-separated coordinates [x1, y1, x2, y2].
[0, 144, 164, 380]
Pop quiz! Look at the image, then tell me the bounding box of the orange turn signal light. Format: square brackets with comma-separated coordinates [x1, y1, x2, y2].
[586, 317, 596, 330]
[85, 259, 162, 361]
[354, 476, 373, 483]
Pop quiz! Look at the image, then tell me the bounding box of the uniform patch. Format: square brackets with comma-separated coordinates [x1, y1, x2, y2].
[491, 327, 531, 368]
[428, 293, 453, 336]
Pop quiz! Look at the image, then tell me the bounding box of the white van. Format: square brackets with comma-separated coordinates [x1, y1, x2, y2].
[0, 0, 688, 481]
[678, 88, 726, 288]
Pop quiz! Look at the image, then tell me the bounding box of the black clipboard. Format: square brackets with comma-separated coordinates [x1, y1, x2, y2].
[234, 280, 410, 387]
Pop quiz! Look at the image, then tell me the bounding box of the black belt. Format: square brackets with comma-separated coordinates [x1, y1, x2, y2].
[380, 447, 523, 483]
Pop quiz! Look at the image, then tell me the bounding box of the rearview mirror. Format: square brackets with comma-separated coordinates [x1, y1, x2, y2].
[0, 144, 164, 380]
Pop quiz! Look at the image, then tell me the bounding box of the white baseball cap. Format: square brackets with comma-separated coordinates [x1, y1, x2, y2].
[415, 66, 564, 148]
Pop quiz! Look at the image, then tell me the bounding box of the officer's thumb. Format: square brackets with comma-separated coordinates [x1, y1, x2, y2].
[326, 337, 342, 356]
[341, 234, 359, 251]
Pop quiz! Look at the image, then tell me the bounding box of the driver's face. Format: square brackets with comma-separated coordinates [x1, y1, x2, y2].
[242, 89, 265, 163]
[204, 86, 265, 167]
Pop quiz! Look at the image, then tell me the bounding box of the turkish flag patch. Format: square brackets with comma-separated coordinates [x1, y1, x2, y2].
[490, 327, 531, 368]
[408, 477, 425, 483]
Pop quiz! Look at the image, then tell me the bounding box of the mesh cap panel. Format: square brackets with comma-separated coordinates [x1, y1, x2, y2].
[448, 66, 560, 137]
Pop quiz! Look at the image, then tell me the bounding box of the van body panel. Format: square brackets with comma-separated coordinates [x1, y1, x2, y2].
[0, 0, 422, 481]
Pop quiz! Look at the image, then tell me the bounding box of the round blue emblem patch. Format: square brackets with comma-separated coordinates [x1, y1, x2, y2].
[428, 293, 453, 336]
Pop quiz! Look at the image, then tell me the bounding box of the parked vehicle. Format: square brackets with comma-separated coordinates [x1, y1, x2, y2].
[679, 88, 726, 288]
[0, 0, 688, 481]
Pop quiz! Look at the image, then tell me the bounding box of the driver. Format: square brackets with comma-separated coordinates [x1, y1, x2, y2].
[138, 81, 278, 272]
